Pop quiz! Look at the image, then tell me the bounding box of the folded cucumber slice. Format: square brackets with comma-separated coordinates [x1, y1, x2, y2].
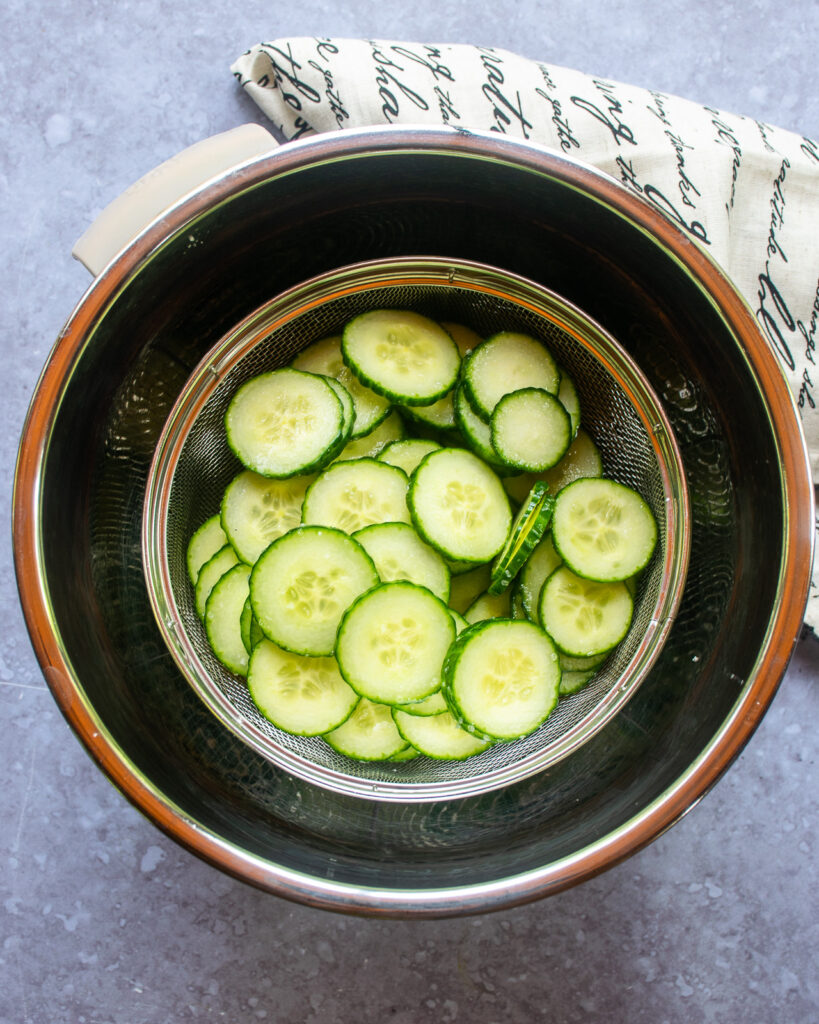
[353, 522, 450, 602]
[463, 332, 560, 420]
[539, 565, 633, 657]
[187, 514, 228, 585]
[225, 368, 345, 478]
[490, 388, 572, 472]
[302, 458, 410, 533]
[342, 309, 461, 406]
[377, 438, 442, 476]
[194, 544, 240, 619]
[324, 697, 408, 760]
[442, 619, 561, 741]
[488, 482, 555, 595]
[249, 526, 378, 656]
[552, 477, 658, 581]
[221, 469, 314, 564]
[291, 335, 392, 438]
[409, 448, 512, 563]
[336, 581, 456, 705]
[248, 638, 358, 736]
[392, 708, 491, 760]
[204, 563, 252, 675]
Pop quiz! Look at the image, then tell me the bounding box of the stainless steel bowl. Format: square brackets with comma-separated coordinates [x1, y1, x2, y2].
[14, 126, 813, 916]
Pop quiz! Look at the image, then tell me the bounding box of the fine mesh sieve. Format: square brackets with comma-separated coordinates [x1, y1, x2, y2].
[143, 256, 690, 802]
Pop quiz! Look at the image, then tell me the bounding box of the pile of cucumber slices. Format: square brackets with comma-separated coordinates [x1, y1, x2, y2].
[185, 309, 658, 763]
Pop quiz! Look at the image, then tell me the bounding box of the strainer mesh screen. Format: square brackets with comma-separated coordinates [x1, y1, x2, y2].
[147, 260, 684, 799]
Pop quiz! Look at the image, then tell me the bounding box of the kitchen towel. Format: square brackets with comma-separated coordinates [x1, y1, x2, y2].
[232, 37, 819, 627]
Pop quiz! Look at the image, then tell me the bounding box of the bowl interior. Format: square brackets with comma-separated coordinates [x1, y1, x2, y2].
[27, 134, 802, 905]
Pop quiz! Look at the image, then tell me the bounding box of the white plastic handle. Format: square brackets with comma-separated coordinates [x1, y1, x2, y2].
[72, 124, 278, 277]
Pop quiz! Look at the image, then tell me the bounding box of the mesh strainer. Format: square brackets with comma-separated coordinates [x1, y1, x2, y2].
[143, 256, 690, 802]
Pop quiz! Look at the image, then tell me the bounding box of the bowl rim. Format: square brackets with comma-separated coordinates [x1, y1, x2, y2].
[13, 124, 814, 916]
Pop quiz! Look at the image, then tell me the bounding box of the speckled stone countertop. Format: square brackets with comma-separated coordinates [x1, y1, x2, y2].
[2, 3, 817, 1023]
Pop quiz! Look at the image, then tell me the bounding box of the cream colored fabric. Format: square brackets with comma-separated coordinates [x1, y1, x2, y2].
[232, 38, 819, 627]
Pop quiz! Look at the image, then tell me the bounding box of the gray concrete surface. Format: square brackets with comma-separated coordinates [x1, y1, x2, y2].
[2, 3, 818, 1022]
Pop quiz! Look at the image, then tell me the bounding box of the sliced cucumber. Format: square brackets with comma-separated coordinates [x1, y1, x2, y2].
[225, 368, 345, 478]
[518, 533, 563, 620]
[204, 562, 252, 675]
[248, 638, 358, 735]
[378, 438, 442, 476]
[194, 544, 240, 619]
[453, 384, 511, 469]
[302, 457, 410, 534]
[353, 521, 450, 602]
[488, 482, 555, 595]
[559, 668, 596, 696]
[401, 392, 457, 432]
[440, 321, 483, 357]
[442, 619, 561, 741]
[490, 388, 572, 472]
[187, 514, 228, 585]
[396, 689, 448, 717]
[552, 477, 658, 581]
[557, 370, 581, 436]
[409, 448, 511, 563]
[342, 309, 461, 406]
[448, 562, 492, 614]
[393, 708, 491, 760]
[249, 526, 378, 656]
[239, 595, 265, 655]
[542, 428, 603, 494]
[463, 332, 560, 420]
[464, 588, 511, 624]
[291, 334, 392, 438]
[388, 744, 421, 762]
[334, 408, 405, 461]
[324, 697, 408, 760]
[335, 581, 456, 705]
[538, 565, 633, 657]
[221, 469, 314, 564]
[560, 650, 607, 671]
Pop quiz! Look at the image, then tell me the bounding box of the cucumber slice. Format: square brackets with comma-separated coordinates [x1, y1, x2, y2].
[291, 334, 392, 438]
[409, 448, 512, 563]
[442, 619, 561, 741]
[542, 428, 603, 494]
[302, 458, 410, 533]
[221, 469, 314, 564]
[378, 438, 442, 476]
[440, 321, 483, 356]
[490, 388, 572, 472]
[204, 563, 252, 675]
[324, 697, 408, 760]
[518, 533, 563, 620]
[463, 332, 560, 420]
[552, 478, 658, 581]
[194, 544, 240, 619]
[538, 565, 633, 657]
[557, 370, 581, 436]
[239, 596, 265, 655]
[448, 562, 492, 614]
[248, 638, 358, 735]
[453, 384, 512, 470]
[392, 708, 491, 760]
[334, 409, 405, 461]
[488, 482, 555, 595]
[396, 689, 448, 717]
[187, 514, 228, 585]
[353, 521, 450, 602]
[560, 650, 607, 671]
[335, 581, 456, 705]
[225, 368, 345, 478]
[342, 309, 461, 406]
[464, 588, 511, 624]
[559, 668, 596, 696]
[401, 392, 457, 432]
[249, 526, 378, 656]
[388, 744, 421, 762]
